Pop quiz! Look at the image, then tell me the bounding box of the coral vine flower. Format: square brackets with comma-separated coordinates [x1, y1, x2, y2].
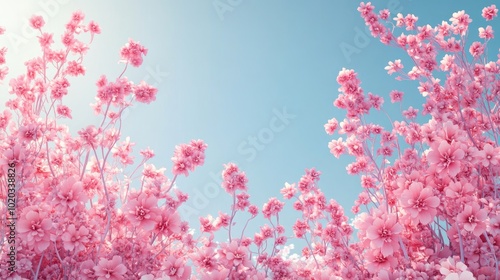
[400, 182, 440, 225]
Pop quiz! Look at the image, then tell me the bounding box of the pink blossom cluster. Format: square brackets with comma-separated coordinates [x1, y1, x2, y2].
[0, 3, 499, 279]
[120, 39, 148, 67]
[171, 140, 207, 177]
[322, 2, 500, 278]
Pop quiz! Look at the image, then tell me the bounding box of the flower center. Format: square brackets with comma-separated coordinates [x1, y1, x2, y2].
[169, 267, 177, 276]
[468, 216, 476, 223]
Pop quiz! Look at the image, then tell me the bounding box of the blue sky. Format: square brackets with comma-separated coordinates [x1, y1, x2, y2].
[1, 0, 498, 248]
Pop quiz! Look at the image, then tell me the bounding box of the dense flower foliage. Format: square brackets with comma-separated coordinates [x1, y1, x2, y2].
[0, 2, 499, 279]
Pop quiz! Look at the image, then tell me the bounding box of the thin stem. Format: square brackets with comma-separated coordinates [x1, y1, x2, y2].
[483, 232, 499, 280]
[33, 252, 45, 280]
[165, 174, 178, 193]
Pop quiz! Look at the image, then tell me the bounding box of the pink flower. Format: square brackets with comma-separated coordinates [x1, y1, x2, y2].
[469, 41, 484, 57]
[80, 260, 96, 280]
[123, 192, 160, 231]
[17, 207, 53, 252]
[18, 124, 39, 142]
[385, 59, 403, 75]
[160, 256, 191, 280]
[140, 147, 155, 159]
[400, 182, 440, 225]
[78, 125, 101, 147]
[191, 247, 217, 271]
[389, 90, 404, 103]
[393, 13, 405, 27]
[9, 75, 31, 97]
[55, 176, 88, 211]
[112, 136, 135, 165]
[280, 182, 296, 199]
[172, 156, 192, 176]
[200, 269, 229, 280]
[133, 81, 157, 104]
[61, 224, 89, 252]
[38, 32, 54, 49]
[482, 5, 498, 21]
[94, 256, 127, 280]
[324, 118, 338, 135]
[328, 138, 346, 158]
[379, 9, 390, 20]
[405, 14, 418, 30]
[213, 211, 230, 229]
[88, 20, 101, 34]
[293, 219, 308, 238]
[427, 141, 465, 177]
[61, 31, 75, 47]
[445, 180, 474, 200]
[262, 197, 284, 218]
[439, 257, 474, 279]
[357, 2, 374, 16]
[29, 15, 45, 29]
[479, 25, 494, 39]
[65, 60, 86, 76]
[235, 192, 250, 210]
[199, 216, 215, 233]
[366, 213, 402, 256]
[402, 106, 418, 119]
[218, 240, 251, 268]
[0, 109, 11, 130]
[171, 140, 207, 176]
[365, 248, 398, 274]
[457, 202, 488, 236]
[450, 10, 471, 28]
[221, 162, 248, 193]
[248, 205, 259, 217]
[56, 104, 72, 118]
[368, 92, 384, 110]
[120, 39, 147, 67]
[477, 143, 500, 167]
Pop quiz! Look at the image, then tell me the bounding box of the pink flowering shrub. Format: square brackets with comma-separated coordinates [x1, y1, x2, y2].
[0, 2, 499, 279]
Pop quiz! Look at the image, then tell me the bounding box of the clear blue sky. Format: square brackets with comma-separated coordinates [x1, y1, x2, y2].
[1, 0, 497, 248]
